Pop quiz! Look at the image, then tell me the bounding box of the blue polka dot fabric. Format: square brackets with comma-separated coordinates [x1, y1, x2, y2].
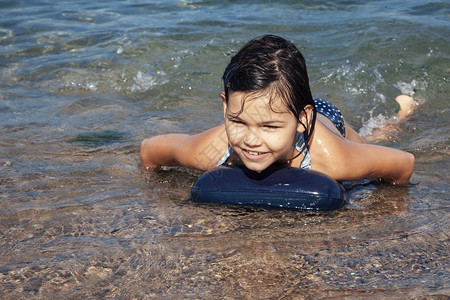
[314, 98, 346, 137]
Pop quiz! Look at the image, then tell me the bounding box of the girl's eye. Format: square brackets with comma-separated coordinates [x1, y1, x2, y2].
[231, 119, 245, 125]
[264, 125, 279, 130]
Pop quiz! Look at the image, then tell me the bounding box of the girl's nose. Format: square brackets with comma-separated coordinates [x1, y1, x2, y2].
[243, 128, 262, 147]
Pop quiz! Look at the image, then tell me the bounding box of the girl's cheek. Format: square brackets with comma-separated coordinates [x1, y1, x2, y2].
[268, 131, 295, 151]
[226, 124, 244, 141]
[264, 135, 280, 149]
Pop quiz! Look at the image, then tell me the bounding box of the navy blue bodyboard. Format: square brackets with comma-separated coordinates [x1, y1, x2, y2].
[190, 165, 346, 210]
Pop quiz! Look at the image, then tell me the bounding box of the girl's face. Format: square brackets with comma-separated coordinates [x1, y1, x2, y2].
[222, 91, 306, 172]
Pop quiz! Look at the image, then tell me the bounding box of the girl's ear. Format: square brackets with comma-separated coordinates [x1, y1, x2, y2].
[220, 92, 227, 117]
[297, 104, 314, 132]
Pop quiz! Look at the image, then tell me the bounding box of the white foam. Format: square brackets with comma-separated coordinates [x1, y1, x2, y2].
[129, 70, 168, 92]
[359, 110, 390, 137]
[375, 93, 386, 103]
[394, 80, 427, 97]
[69, 81, 98, 92]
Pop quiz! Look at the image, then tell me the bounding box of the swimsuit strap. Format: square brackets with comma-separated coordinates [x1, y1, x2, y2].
[295, 131, 311, 170]
[216, 132, 311, 170]
[216, 146, 234, 166]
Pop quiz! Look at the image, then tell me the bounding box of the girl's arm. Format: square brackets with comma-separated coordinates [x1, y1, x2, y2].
[140, 124, 228, 171]
[140, 134, 190, 168]
[311, 120, 414, 184]
[317, 138, 415, 184]
[341, 141, 414, 184]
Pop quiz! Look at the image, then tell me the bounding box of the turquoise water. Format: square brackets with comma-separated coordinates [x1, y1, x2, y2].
[0, 0, 449, 298]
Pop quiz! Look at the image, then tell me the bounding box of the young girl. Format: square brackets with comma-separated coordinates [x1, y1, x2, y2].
[140, 35, 415, 185]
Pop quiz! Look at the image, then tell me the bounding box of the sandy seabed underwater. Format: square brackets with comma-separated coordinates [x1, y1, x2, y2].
[0, 0, 449, 298]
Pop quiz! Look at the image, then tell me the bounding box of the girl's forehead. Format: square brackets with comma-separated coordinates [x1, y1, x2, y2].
[228, 91, 290, 114]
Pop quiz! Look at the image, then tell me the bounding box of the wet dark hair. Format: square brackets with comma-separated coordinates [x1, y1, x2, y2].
[222, 34, 317, 155]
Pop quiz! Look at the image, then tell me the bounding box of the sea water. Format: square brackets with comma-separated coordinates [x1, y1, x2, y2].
[0, 0, 448, 298]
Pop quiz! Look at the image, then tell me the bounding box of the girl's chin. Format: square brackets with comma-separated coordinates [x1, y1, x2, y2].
[240, 160, 272, 173]
[239, 157, 290, 173]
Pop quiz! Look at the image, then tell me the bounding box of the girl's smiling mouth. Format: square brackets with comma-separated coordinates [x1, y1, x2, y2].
[241, 148, 269, 161]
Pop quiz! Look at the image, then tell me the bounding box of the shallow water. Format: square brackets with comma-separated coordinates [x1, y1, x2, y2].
[0, 0, 449, 298]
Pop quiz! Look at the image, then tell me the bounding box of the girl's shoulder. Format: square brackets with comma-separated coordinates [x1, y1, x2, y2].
[309, 119, 348, 170]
